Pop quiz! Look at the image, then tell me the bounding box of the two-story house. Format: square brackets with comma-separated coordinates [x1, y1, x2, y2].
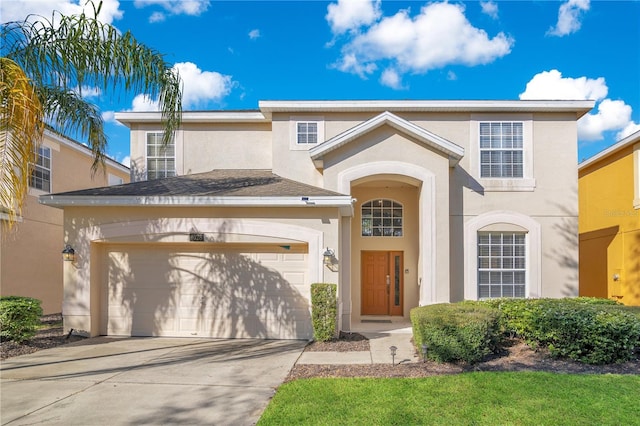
[1, 129, 130, 314]
[41, 100, 593, 339]
[579, 130, 640, 305]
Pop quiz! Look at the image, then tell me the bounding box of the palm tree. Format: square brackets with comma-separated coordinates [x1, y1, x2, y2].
[0, 1, 182, 226]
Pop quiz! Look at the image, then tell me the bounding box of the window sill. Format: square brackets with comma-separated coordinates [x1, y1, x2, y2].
[480, 178, 536, 192]
[290, 143, 320, 151]
[28, 187, 51, 197]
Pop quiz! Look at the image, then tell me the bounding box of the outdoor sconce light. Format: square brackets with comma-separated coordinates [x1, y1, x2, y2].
[390, 345, 397, 366]
[62, 244, 75, 262]
[421, 343, 428, 363]
[323, 247, 339, 272]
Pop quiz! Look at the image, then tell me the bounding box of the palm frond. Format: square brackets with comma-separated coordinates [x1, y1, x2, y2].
[2, 0, 182, 150]
[0, 58, 44, 228]
[39, 86, 106, 174]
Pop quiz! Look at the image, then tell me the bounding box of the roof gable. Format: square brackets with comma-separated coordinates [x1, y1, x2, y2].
[309, 111, 464, 168]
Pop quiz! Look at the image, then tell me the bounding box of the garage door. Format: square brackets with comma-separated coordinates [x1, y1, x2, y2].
[102, 244, 312, 339]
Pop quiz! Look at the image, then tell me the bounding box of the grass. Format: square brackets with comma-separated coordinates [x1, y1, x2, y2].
[258, 372, 640, 425]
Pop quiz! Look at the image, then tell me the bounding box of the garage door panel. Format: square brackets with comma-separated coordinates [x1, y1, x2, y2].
[104, 245, 311, 339]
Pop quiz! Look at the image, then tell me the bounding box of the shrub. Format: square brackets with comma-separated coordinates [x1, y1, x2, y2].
[310, 283, 337, 342]
[476, 298, 640, 364]
[0, 296, 43, 343]
[411, 303, 501, 364]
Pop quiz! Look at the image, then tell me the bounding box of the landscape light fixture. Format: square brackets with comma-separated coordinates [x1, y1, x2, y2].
[62, 245, 75, 262]
[390, 345, 397, 366]
[421, 343, 428, 363]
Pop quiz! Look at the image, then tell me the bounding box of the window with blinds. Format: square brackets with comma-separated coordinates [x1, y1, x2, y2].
[479, 122, 524, 178]
[478, 231, 526, 298]
[146, 132, 176, 180]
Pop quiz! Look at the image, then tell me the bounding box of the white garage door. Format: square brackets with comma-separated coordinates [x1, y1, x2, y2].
[102, 244, 312, 339]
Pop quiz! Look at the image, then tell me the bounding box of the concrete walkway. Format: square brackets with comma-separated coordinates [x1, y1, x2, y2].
[297, 319, 419, 365]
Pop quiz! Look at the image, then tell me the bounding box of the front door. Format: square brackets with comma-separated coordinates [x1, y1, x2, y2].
[361, 251, 403, 316]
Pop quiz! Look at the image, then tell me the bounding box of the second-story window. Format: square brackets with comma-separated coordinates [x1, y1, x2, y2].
[146, 132, 176, 180]
[479, 122, 524, 178]
[296, 122, 318, 144]
[29, 146, 51, 192]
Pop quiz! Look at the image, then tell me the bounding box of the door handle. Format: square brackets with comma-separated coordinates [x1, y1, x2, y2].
[386, 275, 390, 294]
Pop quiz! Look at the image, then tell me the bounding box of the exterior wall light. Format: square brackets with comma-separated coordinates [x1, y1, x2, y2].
[62, 244, 75, 262]
[323, 247, 338, 272]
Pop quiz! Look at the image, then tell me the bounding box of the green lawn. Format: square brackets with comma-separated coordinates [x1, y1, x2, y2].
[258, 372, 640, 425]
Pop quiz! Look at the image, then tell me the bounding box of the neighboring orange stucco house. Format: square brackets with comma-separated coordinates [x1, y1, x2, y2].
[0, 130, 130, 313]
[579, 130, 640, 305]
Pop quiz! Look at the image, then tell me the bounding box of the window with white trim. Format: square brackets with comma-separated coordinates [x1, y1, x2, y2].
[479, 122, 524, 178]
[296, 122, 318, 144]
[29, 146, 51, 192]
[362, 199, 403, 237]
[478, 232, 526, 298]
[146, 132, 175, 180]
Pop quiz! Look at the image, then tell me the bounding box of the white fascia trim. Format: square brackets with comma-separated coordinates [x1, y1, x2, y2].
[260, 100, 595, 118]
[115, 111, 267, 125]
[579, 130, 640, 170]
[40, 195, 354, 213]
[310, 111, 464, 163]
[44, 130, 130, 173]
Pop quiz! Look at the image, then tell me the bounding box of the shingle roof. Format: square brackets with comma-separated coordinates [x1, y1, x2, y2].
[53, 169, 345, 198]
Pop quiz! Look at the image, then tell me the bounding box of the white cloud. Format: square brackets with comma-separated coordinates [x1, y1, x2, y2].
[617, 122, 640, 141]
[120, 155, 131, 167]
[126, 62, 235, 111]
[447, 71, 458, 81]
[547, 0, 590, 37]
[76, 85, 102, 99]
[249, 29, 261, 40]
[379, 68, 404, 90]
[148, 11, 165, 23]
[0, 0, 123, 25]
[334, 53, 377, 78]
[480, 1, 499, 19]
[131, 94, 160, 112]
[520, 69, 639, 141]
[519, 69, 607, 101]
[326, 0, 381, 34]
[579, 99, 635, 141]
[134, 0, 209, 16]
[173, 62, 235, 108]
[332, 2, 513, 85]
[102, 110, 115, 123]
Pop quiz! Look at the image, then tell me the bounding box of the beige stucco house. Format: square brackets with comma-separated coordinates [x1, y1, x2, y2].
[41, 100, 593, 339]
[1, 130, 130, 313]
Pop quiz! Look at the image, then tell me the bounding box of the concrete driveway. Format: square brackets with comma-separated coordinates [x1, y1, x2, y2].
[0, 337, 306, 425]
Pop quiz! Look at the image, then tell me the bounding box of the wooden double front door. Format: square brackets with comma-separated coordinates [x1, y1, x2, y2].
[361, 251, 403, 316]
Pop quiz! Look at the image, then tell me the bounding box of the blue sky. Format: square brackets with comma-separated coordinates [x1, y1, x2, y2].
[2, 0, 639, 166]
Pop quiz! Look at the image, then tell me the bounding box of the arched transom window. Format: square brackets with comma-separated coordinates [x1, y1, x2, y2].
[361, 199, 403, 237]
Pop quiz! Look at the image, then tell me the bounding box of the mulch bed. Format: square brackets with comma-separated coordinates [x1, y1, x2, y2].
[287, 333, 640, 381]
[0, 313, 86, 360]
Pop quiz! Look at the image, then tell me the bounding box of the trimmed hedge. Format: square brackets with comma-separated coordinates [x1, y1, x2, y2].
[476, 298, 640, 365]
[0, 296, 43, 343]
[411, 303, 501, 364]
[310, 283, 337, 342]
